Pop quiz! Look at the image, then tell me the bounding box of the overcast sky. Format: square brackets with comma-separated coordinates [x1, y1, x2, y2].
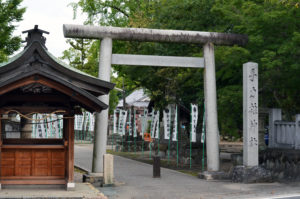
[13, 0, 86, 57]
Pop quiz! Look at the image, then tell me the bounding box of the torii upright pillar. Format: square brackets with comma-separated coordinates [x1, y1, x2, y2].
[203, 43, 219, 171]
[92, 38, 112, 173]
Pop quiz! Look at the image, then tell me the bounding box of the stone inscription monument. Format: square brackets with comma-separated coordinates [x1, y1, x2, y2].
[243, 62, 258, 167]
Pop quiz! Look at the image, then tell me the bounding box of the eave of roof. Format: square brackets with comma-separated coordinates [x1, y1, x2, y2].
[0, 41, 114, 112]
[0, 42, 115, 93]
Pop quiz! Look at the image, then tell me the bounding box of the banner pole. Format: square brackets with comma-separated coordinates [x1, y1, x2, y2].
[149, 113, 153, 159]
[122, 130, 124, 152]
[168, 136, 171, 165]
[167, 107, 171, 165]
[190, 104, 192, 169]
[176, 105, 179, 168]
[128, 134, 130, 152]
[134, 137, 136, 155]
[112, 111, 114, 151]
[128, 109, 131, 152]
[158, 119, 160, 155]
[142, 140, 144, 157]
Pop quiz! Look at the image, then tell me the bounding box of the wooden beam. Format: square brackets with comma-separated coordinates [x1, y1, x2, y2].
[1, 179, 66, 185]
[1, 94, 70, 103]
[1, 106, 70, 114]
[0, 75, 103, 112]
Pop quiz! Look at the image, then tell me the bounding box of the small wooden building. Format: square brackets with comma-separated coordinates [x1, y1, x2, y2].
[0, 25, 114, 189]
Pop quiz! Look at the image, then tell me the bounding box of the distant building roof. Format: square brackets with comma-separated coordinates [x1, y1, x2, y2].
[117, 89, 150, 108]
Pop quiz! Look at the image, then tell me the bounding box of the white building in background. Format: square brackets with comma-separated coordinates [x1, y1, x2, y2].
[114, 89, 150, 136]
[117, 89, 150, 109]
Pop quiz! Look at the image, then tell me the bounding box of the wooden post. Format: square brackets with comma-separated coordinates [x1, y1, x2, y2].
[153, 156, 161, 178]
[66, 114, 75, 190]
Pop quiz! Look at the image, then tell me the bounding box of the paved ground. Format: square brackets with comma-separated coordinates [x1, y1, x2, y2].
[74, 144, 300, 199]
[0, 183, 106, 199]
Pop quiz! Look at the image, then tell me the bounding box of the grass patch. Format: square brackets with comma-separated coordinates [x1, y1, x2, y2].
[177, 170, 199, 177]
[75, 166, 87, 174]
[107, 149, 200, 178]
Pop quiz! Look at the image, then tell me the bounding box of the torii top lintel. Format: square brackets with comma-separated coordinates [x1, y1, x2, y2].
[63, 24, 248, 46]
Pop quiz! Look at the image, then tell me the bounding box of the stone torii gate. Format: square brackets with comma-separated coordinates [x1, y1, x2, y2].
[63, 24, 248, 173]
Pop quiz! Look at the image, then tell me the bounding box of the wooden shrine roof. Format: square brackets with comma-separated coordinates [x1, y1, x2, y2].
[0, 25, 114, 113]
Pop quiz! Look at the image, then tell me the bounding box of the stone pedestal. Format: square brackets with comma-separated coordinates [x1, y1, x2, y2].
[66, 182, 75, 191]
[103, 154, 114, 185]
[83, 173, 103, 187]
[231, 165, 272, 183]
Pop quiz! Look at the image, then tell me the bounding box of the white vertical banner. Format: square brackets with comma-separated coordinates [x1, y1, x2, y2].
[75, 115, 84, 131]
[141, 109, 148, 139]
[37, 114, 46, 138]
[84, 112, 89, 132]
[133, 109, 137, 137]
[52, 114, 59, 138]
[88, 113, 94, 132]
[122, 110, 128, 135]
[150, 111, 155, 138]
[75, 115, 78, 130]
[191, 104, 198, 142]
[163, 105, 171, 140]
[59, 115, 63, 137]
[117, 110, 122, 135]
[118, 110, 128, 135]
[155, 110, 160, 139]
[128, 109, 132, 136]
[113, 110, 117, 134]
[172, 105, 178, 141]
[90, 113, 95, 132]
[46, 114, 51, 137]
[32, 114, 37, 138]
[150, 110, 159, 138]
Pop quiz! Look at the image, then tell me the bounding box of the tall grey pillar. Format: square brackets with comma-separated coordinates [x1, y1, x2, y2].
[92, 37, 112, 173]
[203, 43, 220, 171]
[295, 114, 300, 149]
[243, 62, 258, 167]
[268, 108, 282, 148]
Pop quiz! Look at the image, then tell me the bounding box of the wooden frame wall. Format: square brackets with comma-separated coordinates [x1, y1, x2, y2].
[0, 111, 75, 186]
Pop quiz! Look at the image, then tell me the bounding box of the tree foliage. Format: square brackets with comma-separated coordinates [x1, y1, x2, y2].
[0, 0, 25, 62]
[65, 0, 300, 138]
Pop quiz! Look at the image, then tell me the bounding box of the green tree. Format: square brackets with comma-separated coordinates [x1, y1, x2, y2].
[66, 0, 300, 138]
[0, 0, 25, 62]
